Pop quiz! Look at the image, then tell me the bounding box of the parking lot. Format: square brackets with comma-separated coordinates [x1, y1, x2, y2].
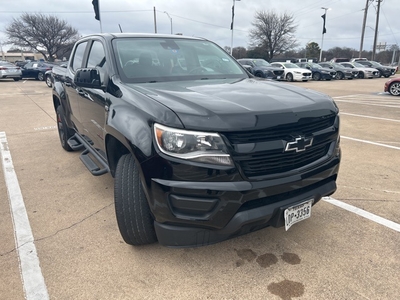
[1, 77, 399, 300]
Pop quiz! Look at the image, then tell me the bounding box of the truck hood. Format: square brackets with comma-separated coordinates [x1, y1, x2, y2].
[128, 78, 337, 131]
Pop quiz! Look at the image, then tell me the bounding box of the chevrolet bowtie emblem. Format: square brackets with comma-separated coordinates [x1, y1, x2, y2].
[285, 136, 313, 152]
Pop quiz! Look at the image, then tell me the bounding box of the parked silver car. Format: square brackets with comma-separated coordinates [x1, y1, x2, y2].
[318, 62, 356, 80]
[339, 62, 379, 79]
[0, 61, 22, 81]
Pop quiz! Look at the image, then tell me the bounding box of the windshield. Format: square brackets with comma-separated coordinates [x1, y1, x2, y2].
[370, 61, 382, 67]
[113, 37, 247, 83]
[253, 59, 271, 67]
[353, 62, 364, 68]
[332, 63, 342, 68]
[311, 63, 322, 69]
[283, 63, 300, 68]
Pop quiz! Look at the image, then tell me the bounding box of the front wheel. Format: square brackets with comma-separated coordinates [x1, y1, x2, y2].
[114, 154, 157, 246]
[286, 73, 293, 82]
[336, 72, 344, 80]
[312, 72, 321, 81]
[389, 82, 400, 96]
[37, 72, 44, 81]
[358, 72, 365, 79]
[56, 106, 74, 151]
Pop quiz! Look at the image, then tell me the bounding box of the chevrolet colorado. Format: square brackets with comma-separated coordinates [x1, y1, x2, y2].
[52, 33, 341, 247]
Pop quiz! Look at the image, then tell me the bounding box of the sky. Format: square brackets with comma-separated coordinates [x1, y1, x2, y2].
[0, 0, 399, 54]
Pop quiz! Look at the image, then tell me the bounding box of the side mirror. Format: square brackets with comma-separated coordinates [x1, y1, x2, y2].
[74, 68, 102, 88]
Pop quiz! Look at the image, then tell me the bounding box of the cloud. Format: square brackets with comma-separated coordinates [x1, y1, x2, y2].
[0, 0, 398, 53]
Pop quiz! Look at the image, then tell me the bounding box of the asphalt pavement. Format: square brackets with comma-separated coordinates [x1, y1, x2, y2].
[1, 76, 399, 300]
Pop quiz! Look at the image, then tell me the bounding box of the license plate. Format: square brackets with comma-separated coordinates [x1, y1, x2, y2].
[277, 76, 281, 79]
[284, 200, 312, 231]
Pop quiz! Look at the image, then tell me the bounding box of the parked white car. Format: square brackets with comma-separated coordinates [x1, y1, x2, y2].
[339, 62, 379, 79]
[270, 62, 312, 82]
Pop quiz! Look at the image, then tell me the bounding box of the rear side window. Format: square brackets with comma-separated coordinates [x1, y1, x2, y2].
[72, 42, 87, 71]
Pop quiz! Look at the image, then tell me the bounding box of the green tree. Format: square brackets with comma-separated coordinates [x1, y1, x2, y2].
[232, 47, 247, 59]
[249, 10, 298, 61]
[5, 13, 79, 61]
[305, 42, 320, 59]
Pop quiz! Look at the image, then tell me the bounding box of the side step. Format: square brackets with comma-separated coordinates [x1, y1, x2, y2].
[68, 134, 109, 176]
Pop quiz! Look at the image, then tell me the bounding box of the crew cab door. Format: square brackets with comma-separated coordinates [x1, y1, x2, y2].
[77, 40, 108, 155]
[65, 41, 89, 133]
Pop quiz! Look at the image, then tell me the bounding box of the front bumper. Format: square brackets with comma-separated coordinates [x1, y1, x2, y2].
[293, 74, 311, 81]
[154, 178, 336, 247]
[149, 152, 340, 247]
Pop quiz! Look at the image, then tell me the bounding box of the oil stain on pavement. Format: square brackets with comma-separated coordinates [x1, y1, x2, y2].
[234, 249, 304, 299]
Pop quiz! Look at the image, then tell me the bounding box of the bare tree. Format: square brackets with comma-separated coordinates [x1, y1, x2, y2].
[5, 13, 79, 61]
[249, 11, 298, 61]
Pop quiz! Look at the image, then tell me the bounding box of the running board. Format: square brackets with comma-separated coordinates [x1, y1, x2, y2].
[68, 134, 109, 176]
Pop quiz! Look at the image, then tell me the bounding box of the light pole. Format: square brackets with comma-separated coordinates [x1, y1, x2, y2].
[164, 11, 173, 34]
[230, 0, 241, 56]
[319, 7, 330, 62]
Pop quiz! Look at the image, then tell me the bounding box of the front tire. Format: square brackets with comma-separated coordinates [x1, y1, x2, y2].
[312, 72, 321, 81]
[389, 82, 400, 96]
[37, 72, 44, 81]
[56, 106, 74, 151]
[114, 154, 157, 246]
[336, 72, 344, 80]
[13, 77, 20, 81]
[358, 72, 365, 79]
[286, 73, 293, 82]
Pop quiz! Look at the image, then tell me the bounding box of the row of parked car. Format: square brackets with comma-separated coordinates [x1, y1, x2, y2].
[0, 59, 63, 83]
[237, 58, 397, 82]
[237, 58, 400, 96]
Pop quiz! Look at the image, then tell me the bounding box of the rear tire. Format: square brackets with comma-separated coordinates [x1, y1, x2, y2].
[45, 74, 53, 87]
[56, 106, 74, 151]
[114, 154, 157, 246]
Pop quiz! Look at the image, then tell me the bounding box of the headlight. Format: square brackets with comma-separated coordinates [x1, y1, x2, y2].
[154, 123, 233, 166]
[294, 71, 301, 74]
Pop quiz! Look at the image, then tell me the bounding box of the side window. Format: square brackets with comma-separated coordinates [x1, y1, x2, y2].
[72, 42, 88, 71]
[87, 41, 106, 69]
[86, 41, 107, 83]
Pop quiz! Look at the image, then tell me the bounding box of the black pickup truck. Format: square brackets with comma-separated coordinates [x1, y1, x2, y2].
[52, 33, 341, 247]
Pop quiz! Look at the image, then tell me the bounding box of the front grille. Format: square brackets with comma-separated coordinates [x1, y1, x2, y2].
[223, 115, 337, 178]
[224, 115, 335, 144]
[236, 143, 330, 177]
[303, 72, 311, 76]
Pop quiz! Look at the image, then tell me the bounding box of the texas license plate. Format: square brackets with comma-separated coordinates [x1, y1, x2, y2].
[284, 200, 312, 231]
